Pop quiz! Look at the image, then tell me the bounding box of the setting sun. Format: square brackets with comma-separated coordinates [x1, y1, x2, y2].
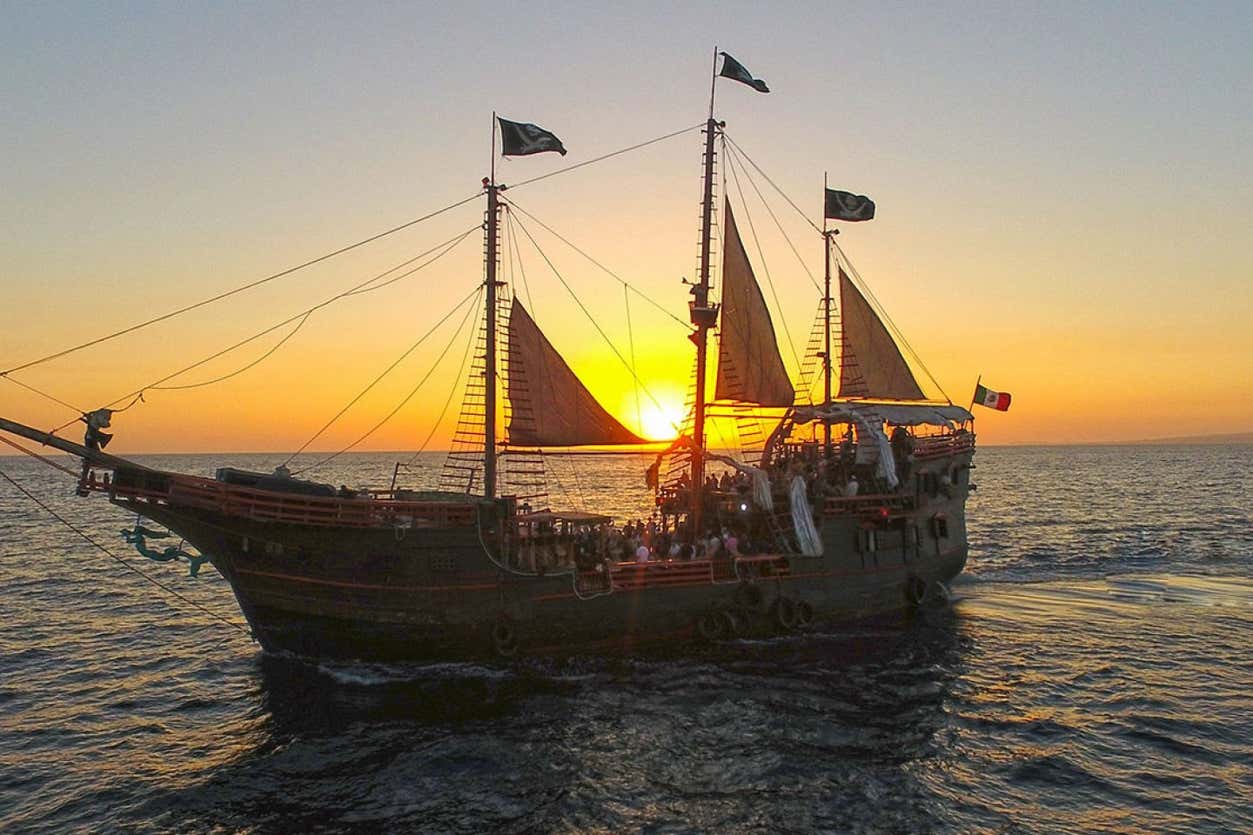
[631, 395, 686, 442]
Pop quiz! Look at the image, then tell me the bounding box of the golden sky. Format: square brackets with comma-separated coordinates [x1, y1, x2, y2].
[2, 4, 1251, 454]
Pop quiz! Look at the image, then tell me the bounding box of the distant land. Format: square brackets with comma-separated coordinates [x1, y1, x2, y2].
[1123, 432, 1253, 446]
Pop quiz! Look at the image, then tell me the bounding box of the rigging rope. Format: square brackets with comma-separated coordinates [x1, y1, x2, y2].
[724, 133, 952, 404]
[506, 123, 704, 191]
[292, 286, 483, 475]
[0, 375, 86, 415]
[48, 225, 479, 434]
[721, 140, 807, 382]
[151, 313, 313, 391]
[507, 213, 677, 432]
[722, 134, 823, 235]
[281, 285, 482, 467]
[832, 239, 952, 403]
[0, 468, 251, 636]
[401, 289, 481, 469]
[1, 193, 484, 377]
[501, 199, 691, 331]
[624, 285, 643, 435]
[0, 435, 82, 477]
[723, 143, 822, 293]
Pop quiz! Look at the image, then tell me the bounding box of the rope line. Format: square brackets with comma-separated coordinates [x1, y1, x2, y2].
[48, 226, 479, 434]
[722, 141, 806, 381]
[723, 143, 822, 293]
[0, 468, 250, 636]
[0, 375, 86, 416]
[0, 435, 82, 477]
[152, 313, 313, 391]
[506, 123, 703, 191]
[832, 239, 952, 403]
[502, 199, 691, 331]
[508, 213, 677, 431]
[625, 284, 642, 435]
[293, 287, 483, 475]
[281, 286, 482, 466]
[401, 289, 481, 469]
[723, 133, 823, 234]
[1, 193, 483, 377]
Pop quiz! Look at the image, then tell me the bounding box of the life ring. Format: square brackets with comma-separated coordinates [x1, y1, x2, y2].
[698, 611, 727, 641]
[906, 576, 928, 606]
[793, 600, 814, 628]
[491, 622, 518, 658]
[772, 597, 798, 630]
[734, 581, 764, 611]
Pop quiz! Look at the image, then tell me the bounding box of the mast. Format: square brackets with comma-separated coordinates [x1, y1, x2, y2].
[689, 47, 720, 538]
[484, 114, 501, 499]
[822, 173, 834, 458]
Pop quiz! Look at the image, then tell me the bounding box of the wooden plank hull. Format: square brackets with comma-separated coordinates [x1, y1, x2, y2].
[117, 470, 970, 662]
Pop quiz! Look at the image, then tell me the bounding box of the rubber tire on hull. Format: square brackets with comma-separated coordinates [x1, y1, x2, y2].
[906, 576, 928, 607]
[773, 597, 798, 631]
[698, 611, 727, 642]
[492, 622, 518, 658]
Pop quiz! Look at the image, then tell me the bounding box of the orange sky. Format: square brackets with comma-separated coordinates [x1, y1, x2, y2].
[2, 5, 1250, 454]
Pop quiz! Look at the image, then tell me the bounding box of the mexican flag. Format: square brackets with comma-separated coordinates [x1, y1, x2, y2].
[974, 383, 1012, 411]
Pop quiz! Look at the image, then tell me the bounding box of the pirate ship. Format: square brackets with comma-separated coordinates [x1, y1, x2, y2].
[0, 52, 978, 661]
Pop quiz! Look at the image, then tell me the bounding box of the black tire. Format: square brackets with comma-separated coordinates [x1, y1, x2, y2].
[793, 600, 814, 628]
[698, 611, 727, 642]
[906, 576, 928, 607]
[772, 597, 798, 631]
[720, 609, 742, 637]
[734, 581, 764, 611]
[492, 622, 518, 658]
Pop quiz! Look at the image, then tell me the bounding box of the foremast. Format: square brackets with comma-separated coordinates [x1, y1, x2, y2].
[483, 115, 502, 499]
[688, 48, 723, 539]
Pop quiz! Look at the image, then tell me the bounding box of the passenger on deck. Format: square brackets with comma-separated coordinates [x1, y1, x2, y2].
[844, 474, 860, 497]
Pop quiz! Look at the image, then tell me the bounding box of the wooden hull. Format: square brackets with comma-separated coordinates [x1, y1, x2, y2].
[117, 463, 971, 662]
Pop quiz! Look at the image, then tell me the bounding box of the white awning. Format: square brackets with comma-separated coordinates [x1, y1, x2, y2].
[793, 402, 973, 428]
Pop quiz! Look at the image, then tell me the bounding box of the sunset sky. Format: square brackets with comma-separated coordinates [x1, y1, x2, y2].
[2, 2, 1250, 453]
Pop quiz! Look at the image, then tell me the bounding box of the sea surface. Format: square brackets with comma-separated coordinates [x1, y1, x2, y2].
[0, 445, 1250, 834]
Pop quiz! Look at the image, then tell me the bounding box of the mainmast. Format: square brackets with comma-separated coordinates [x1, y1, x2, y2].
[484, 117, 501, 499]
[822, 173, 835, 458]
[689, 48, 722, 539]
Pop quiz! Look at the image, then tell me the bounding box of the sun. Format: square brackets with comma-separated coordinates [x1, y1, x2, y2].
[637, 398, 686, 442]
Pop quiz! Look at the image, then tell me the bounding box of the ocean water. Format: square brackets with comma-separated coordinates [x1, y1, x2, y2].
[0, 445, 1250, 834]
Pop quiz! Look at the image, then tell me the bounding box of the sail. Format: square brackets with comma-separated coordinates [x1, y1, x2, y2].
[714, 200, 795, 406]
[506, 299, 645, 447]
[837, 268, 926, 400]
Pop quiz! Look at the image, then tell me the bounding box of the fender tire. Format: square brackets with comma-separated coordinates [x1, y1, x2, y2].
[773, 597, 798, 631]
[492, 622, 518, 658]
[793, 600, 814, 628]
[698, 611, 727, 642]
[906, 576, 928, 607]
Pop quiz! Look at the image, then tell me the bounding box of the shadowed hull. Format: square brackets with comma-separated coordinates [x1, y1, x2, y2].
[117, 488, 969, 662]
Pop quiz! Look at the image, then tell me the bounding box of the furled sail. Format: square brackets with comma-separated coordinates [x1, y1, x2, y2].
[506, 299, 645, 447]
[714, 200, 795, 406]
[836, 268, 926, 400]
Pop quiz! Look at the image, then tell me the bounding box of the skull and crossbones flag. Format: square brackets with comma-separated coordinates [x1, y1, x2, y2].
[824, 189, 876, 222]
[498, 117, 567, 157]
[719, 52, 770, 93]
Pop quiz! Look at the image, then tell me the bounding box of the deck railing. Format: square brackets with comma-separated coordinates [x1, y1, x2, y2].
[92, 469, 479, 529]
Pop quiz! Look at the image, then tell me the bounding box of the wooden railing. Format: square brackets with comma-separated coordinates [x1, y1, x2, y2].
[911, 432, 975, 460]
[93, 469, 479, 529]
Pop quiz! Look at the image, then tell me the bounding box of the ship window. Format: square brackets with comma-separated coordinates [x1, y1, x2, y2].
[264, 541, 284, 556]
[931, 515, 949, 539]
